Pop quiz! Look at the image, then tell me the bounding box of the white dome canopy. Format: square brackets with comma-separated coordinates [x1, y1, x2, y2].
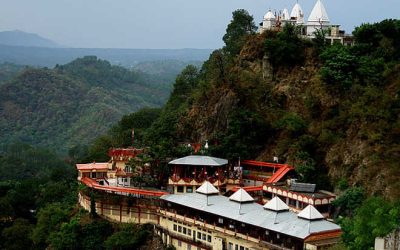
[282, 8, 290, 21]
[263, 196, 289, 212]
[229, 188, 254, 203]
[196, 181, 219, 195]
[290, 3, 304, 23]
[264, 10, 276, 20]
[298, 205, 324, 220]
[308, 0, 330, 24]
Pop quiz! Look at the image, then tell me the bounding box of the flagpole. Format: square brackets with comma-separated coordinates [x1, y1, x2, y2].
[132, 128, 135, 146]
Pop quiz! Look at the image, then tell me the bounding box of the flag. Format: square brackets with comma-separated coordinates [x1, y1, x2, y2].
[132, 128, 135, 146]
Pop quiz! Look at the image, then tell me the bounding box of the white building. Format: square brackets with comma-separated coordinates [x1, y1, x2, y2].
[259, 0, 353, 45]
[306, 0, 331, 36]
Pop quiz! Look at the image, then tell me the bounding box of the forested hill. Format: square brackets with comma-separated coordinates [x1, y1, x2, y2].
[0, 56, 171, 154]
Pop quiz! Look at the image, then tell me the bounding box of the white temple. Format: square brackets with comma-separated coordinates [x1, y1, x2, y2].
[258, 0, 351, 44]
[306, 0, 330, 35]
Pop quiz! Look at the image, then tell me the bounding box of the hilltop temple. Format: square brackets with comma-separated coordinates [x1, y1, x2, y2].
[259, 0, 353, 45]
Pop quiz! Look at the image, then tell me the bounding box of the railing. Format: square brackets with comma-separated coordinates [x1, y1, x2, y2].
[80, 177, 167, 197]
[159, 210, 261, 245]
[168, 177, 233, 186]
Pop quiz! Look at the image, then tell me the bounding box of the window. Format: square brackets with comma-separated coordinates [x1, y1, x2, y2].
[202, 233, 206, 241]
[183, 227, 187, 234]
[177, 186, 184, 193]
[240, 246, 244, 250]
[235, 244, 238, 250]
[207, 235, 211, 242]
[187, 245, 191, 250]
[187, 187, 193, 193]
[178, 226, 182, 233]
[218, 218, 223, 224]
[173, 224, 177, 231]
[228, 243, 233, 250]
[178, 240, 182, 247]
[188, 229, 191, 236]
[197, 232, 201, 239]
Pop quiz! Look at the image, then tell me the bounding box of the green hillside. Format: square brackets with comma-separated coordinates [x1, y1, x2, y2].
[0, 56, 171, 154]
[0, 62, 25, 84]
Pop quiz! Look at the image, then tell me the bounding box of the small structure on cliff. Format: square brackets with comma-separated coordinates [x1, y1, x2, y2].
[259, 0, 353, 45]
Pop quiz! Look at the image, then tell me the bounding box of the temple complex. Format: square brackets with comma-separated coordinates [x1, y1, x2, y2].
[259, 0, 353, 45]
[76, 147, 341, 249]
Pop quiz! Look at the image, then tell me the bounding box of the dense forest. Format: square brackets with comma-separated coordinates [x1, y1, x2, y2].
[1, 9, 400, 250]
[0, 56, 173, 154]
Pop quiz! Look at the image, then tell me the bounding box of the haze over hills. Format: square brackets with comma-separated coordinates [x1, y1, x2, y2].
[0, 30, 212, 69]
[0, 44, 213, 68]
[0, 30, 61, 48]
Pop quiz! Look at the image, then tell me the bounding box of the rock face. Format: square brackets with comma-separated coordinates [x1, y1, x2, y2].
[165, 31, 400, 199]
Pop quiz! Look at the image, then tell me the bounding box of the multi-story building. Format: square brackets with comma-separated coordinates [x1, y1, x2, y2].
[167, 155, 240, 194]
[158, 181, 341, 250]
[76, 153, 341, 249]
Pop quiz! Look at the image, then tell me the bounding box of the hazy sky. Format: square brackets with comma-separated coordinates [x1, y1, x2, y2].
[0, 0, 398, 49]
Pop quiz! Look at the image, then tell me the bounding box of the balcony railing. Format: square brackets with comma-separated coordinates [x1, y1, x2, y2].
[168, 177, 239, 186]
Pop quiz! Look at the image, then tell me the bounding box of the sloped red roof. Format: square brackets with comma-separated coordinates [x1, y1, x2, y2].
[115, 168, 127, 177]
[80, 177, 167, 197]
[305, 230, 342, 242]
[76, 162, 108, 171]
[108, 148, 144, 158]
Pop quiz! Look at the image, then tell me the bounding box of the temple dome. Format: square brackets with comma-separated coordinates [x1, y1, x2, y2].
[196, 181, 219, 195]
[282, 8, 290, 21]
[298, 205, 324, 220]
[290, 3, 304, 23]
[229, 188, 254, 203]
[308, 0, 330, 24]
[264, 10, 276, 20]
[263, 196, 289, 212]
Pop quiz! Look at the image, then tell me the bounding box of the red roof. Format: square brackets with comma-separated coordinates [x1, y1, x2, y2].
[108, 148, 143, 158]
[115, 168, 127, 177]
[305, 230, 342, 242]
[76, 162, 109, 171]
[242, 160, 294, 183]
[80, 177, 167, 197]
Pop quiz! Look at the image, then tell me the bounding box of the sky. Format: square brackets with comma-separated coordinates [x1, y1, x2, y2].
[0, 0, 398, 49]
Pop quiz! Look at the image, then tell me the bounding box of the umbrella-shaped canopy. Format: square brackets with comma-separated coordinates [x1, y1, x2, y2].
[169, 155, 228, 166]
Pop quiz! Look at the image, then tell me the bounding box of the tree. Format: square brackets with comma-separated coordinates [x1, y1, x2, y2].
[293, 151, 316, 183]
[31, 203, 71, 248]
[265, 24, 306, 71]
[48, 218, 81, 250]
[320, 43, 357, 91]
[1, 218, 33, 250]
[90, 191, 97, 218]
[223, 9, 257, 56]
[332, 187, 365, 217]
[340, 197, 400, 250]
[80, 220, 113, 250]
[105, 224, 150, 250]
